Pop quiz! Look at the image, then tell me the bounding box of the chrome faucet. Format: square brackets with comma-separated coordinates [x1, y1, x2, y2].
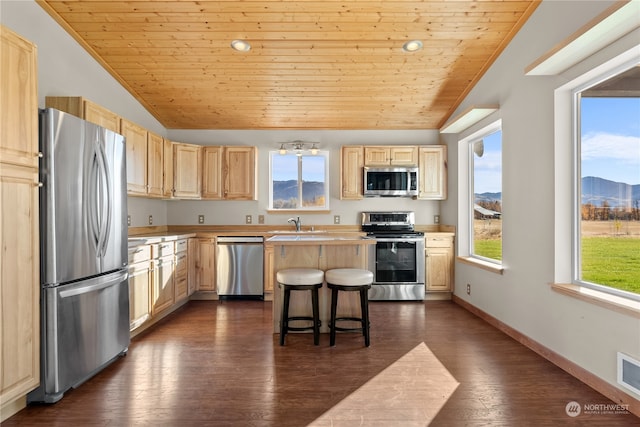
[288, 216, 301, 232]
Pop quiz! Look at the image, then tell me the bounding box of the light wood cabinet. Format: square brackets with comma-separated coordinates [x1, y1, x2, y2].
[340, 145, 364, 200]
[263, 245, 275, 293]
[163, 138, 174, 198]
[174, 239, 189, 303]
[224, 146, 257, 200]
[45, 96, 120, 133]
[146, 131, 164, 198]
[0, 25, 40, 413]
[187, 238, 198, 296]
[364, 146, 418, 166]
[121, 118, 148, 196]
[202, 146, 223, 199]
[128, 259, 151, 331]
[418, 145, 447, 200]
[425, 233, 454, 292]
[196, 238, 216, 291]
[151, 254, 175, 315]
[173, 142, 202, 199]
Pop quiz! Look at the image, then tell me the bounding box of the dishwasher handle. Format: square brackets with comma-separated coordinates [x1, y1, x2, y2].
[217, 236, 264, 244]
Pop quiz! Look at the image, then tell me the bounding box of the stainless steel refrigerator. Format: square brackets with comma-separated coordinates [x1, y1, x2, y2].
[28, 108, 130, 403]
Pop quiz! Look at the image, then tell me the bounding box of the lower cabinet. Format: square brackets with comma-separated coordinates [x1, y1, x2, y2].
[196, 238, 216, 292]
[188, 238, 198, 295]
[151, 254, 175, 315]
[128, 259, 151, 331]
[425, 233, 454, 293]
[174, 239, 188, 303]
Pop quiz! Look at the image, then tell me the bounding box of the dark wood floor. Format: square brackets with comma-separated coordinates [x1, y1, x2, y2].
[5, 300, 639, 426]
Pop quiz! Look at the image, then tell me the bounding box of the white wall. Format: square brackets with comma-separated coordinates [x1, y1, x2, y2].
[442, 0, 640, 401]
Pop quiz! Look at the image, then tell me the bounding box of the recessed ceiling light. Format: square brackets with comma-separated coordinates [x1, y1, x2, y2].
[402, 40, 423, 53]
[230, 39, 251, 52]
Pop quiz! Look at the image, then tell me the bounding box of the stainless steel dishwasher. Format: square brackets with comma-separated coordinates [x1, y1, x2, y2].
[216, 236, 264, 299]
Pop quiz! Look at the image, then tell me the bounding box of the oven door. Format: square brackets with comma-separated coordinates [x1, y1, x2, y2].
[368, 237, 425, 300]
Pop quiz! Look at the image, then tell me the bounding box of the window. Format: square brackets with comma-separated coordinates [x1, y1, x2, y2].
[269, 151, 330, 211]
[574, 64, 640, 297]
[468, 122, 503, 263]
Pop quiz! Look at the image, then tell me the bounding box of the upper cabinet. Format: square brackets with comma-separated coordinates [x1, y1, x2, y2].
[201, 146, 223, 199]
[173, 142, 202, 199]
[341, 144, 447, 200]
[121, 118, 148, 196]
[224, 146, 257, 200]
[364, 146, 418, 166]
[162, 138, 174, 198]
[45, 96, 120, 133]
[340, 146, 364, 200]
[418, 145, 447, 200]
[146, 131, 164, 198]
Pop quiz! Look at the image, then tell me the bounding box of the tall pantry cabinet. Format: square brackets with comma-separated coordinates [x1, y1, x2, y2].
[0, 26, 40, 420]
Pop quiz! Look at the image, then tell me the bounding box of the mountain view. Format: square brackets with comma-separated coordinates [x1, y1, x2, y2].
[475, 177, 639, 208]
[273, 180, 325, 201]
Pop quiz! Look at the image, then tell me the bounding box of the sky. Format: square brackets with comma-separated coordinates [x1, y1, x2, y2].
[580, 97, 640, 186]
[271, 152, 327, 182]
[473, 130, 502, 194]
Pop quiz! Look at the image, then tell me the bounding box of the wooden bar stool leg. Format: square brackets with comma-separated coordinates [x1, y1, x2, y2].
[329, 287, 339, 346]
[280, 287, 291, 346]
[311, 287, 320, 345]
[360, 287, 371, 347]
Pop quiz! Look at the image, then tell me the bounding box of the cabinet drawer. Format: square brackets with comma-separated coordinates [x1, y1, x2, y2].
[175, 238, 188, 253]
[128, 244, 151, 264]
[152, 242, 175, 258]
[175, 252, 188, 277]
[425, 236, 453, 248]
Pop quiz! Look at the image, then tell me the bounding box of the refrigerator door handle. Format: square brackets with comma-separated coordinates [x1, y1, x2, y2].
[88, 142, 101, 250]
[58, 269, 129, 298]
[94, 134, 112, 258]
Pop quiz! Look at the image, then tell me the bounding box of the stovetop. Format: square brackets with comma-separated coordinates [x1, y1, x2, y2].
[361, 211, 422, 237]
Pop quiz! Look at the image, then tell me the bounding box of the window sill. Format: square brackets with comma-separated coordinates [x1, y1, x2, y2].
[457, 256, 504, 274]
[267, 209, 331, 214]
[551, 283, 640, 319]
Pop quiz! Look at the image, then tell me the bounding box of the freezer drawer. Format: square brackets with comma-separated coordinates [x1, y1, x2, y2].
[28, 269, 130, 403]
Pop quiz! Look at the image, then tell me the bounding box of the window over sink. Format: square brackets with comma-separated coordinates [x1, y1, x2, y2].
[268, 150, 330, 211]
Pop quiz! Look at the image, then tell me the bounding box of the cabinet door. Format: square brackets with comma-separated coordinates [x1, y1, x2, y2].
[224, 146, 256, 200]
[364, 146, 390, 166]
[196, 238, 216, 291]
[173, 143, 202, 198]
[83, 100, 120, 133]
[122, 119, 148, 196]
[425, 248, 452, 291]
[0, 162, 40, 402]
[128, 260, 151, 331]
[340, 146, 363, 200]
[0, 26, 38, 168]
[390, 146, 418, 165]
[202, 146, 223, 199]
[163, 138, 174, 198]
[188, 238, 198, 295]
[418, 145, 447, 200]
[151, 256, 175, 315]
[147, 132, 164, 198]
[263, 245, 275, 293]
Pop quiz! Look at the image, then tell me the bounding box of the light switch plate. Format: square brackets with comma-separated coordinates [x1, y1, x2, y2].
[258, 215, 265, 224]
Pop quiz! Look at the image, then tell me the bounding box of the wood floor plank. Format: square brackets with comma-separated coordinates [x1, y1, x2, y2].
[4, 300, 639, 426]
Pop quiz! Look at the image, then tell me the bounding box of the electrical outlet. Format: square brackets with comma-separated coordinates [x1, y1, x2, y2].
[127, 215, 131, 226]
[467, 284, 471, 295]
[245, 215, 252, 224]
[334, 215, 340, 224]
[434, 215, 440, 224]
[148, 215, 153, 225]
[198, 214, 205, 224]
[258, 215, 265, 224]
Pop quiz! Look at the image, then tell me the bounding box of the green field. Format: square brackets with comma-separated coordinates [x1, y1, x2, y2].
[581, 237, 640, 294]
[474, 237, 639, 294]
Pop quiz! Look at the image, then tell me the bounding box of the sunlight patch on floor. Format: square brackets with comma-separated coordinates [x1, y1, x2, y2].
[309, 342, 459, 426]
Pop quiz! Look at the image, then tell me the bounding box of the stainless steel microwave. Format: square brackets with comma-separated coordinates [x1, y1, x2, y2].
[363, 167, 419, 197]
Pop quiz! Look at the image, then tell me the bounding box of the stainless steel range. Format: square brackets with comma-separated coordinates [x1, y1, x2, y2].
[361, 211, 425, 301]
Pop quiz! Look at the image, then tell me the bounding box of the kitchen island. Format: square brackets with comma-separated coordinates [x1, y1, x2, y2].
[264, 233, 376, 334]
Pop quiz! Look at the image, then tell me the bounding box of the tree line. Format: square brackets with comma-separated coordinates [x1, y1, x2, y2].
[581, 200, 640, 221]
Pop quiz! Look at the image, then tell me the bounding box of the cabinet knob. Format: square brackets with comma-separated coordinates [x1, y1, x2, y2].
[36, 182, 43, 188]
[37, 152, 43, 158]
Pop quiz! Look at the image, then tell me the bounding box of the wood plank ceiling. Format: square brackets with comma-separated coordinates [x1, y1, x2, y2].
[37, 1, 540, 130]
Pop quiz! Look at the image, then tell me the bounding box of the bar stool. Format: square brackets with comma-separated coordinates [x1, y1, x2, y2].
[325, 268, 374, 347]
[277, 268, 324, 346]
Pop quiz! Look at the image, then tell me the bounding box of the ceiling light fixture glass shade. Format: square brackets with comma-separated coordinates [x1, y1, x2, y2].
[278, 141, 320, 155]
[230, 39, 251, 52]
[402, 40, 423, 52]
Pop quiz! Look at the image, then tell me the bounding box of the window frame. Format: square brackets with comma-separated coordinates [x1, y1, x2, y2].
[268, 150, 330, 212]
[570, 60, 640, 302]
[463, 120, 503, 266]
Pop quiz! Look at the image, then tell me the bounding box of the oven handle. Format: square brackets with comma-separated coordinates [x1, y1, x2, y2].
[372, 237, 424, 243]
